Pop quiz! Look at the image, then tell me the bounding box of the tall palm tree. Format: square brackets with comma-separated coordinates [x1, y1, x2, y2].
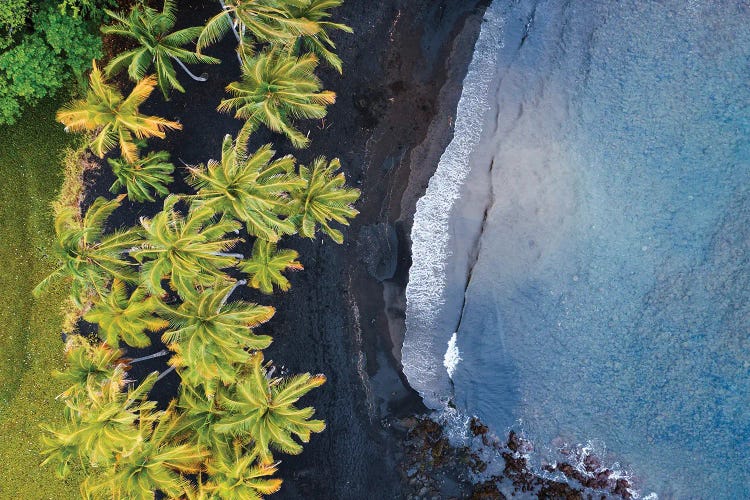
[240, 239, 302, 294]
[287, 157, 359, 243]
[218, 49, 335, 148]
[284, 0, 352, 73]
[34, 195, 141, 308]
[83, 280, 168, 348]
[214, 352, 326, 464]
[84, 402, 209, 500]
[56, 61, 182, 162]
[108, 150, 175, 203]
[177, 383, 230, 450]
[42, 369, 158, 470]
[54, 335, 123, 401]
[197, 0, 318, 60]
[187, 134, 303, 242]
[201, 446, 282, 499]
[131, 195, 243, 299]
[163, 281, 275, 392]
[102, 0, 220, 99]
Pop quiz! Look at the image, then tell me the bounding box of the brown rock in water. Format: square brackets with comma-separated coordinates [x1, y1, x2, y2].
[470, 417, 489, 436]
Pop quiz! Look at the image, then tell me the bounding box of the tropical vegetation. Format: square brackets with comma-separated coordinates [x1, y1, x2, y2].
[32, 0, 358, 498]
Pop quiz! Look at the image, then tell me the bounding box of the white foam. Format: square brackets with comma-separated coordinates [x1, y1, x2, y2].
[443, 332, 462, 378]
[402, 0, 505, 408]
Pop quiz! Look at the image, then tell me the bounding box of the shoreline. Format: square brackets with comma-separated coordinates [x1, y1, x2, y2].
[79, 1, 490, 497]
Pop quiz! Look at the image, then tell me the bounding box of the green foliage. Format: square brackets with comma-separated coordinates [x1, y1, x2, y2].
[285, 0, 353, 73]
[57, 62, 182, 162]
[288, 156, 360, 243]
[215, 352, 326, 464]
[0, 1, 102, 125]
[34, 195, 141, 308]
[108, 150, 175, 202]
[202, 446, 283, 499]
[219, 49, 335, 148]
[102, 0, 220, 99]
[188, 134, 302, 242]
[163, 282, 275, 393]
[131, 196, 242, 299]
[83, 280, 168, 348]
[241, 239, 302, 294]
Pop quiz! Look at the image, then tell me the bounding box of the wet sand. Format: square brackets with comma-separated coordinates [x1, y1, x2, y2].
[81, 0, 489, 497]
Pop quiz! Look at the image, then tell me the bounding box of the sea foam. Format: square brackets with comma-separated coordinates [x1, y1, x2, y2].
[402, 0, 504, 408]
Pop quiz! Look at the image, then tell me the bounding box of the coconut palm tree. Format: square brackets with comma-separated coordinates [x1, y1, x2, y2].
[284, 0, 352, 73]
[83, 280, 168, 348]
[287, 157, 359, 243]
[187, 134, 303, 242]
[54, 335, 123, 401]
[56, 61, 182, 162]
[34, 195, 141, 308]
[201, 446, 282, 499]
[84, 402, 209, 500]
[131, 195, 243, 299]
[163, 281, 275, 392]
[240, 239, 302, 294]
[177, 383, 230, 450]
[214, 352, 326, 464]
[218, 49, 335, 148]
[108, 150, 175, 203]
[197, 0, 317, 61]
[102, 0, 221, 99]
[42, 368, 158, 471]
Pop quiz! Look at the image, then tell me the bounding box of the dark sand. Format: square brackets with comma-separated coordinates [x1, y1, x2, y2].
[81, 0, 489, 497]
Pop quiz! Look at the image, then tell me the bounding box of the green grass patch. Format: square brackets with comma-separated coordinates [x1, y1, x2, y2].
[0, 98, 81, 498]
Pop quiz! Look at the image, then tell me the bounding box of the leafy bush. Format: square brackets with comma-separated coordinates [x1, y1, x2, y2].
[0, 0, 103, 125]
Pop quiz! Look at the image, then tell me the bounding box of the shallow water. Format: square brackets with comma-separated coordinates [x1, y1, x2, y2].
[404, 1, 750, 497]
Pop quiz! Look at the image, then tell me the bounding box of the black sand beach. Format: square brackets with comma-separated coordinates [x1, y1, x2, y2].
[81, 0, 489, 497]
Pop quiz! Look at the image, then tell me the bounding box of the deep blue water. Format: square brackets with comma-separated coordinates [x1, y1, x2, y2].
[405, 1, 750, 497]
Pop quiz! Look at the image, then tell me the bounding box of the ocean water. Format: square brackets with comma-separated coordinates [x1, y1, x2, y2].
[403, 1, 750, 498]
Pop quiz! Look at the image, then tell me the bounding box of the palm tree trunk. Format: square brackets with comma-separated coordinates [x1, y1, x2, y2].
[155, 365, 176, 383]
[171, 57, 208, 82]
[220, 279, 246, 310]
[218, 0, 244, 64]
[210, 251, 245, 259]
[127, 349, 169, 364]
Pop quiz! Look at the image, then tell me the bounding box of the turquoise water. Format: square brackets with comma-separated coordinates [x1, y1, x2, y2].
[406, 1, 750, 497]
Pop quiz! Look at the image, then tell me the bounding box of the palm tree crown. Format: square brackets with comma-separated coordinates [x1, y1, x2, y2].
[131, 195, 243, 299]
[83, 280, 168, 348]
[215, 352, 325, 464]
[34, 195, 141, 308]
[198, 0, 318, 58]
[288, 157, 359, 243]
[56, 62, 182, 162]
[202, 446, 282, 499]
[284, 0, 352, 73]
[163, 281, 275, 391]
[108, 149, 175, 203]
[102, 0, 220, 99]
[218, 49, 335, 148]
[240, 239, 302, 294]
[188, 134, 303, 242]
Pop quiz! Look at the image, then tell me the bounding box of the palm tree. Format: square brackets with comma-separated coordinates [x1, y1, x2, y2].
[54, 335, 123, 401]
[83, 280, 168, 348]
[218, 49, 335, 148]
[163, 281, 275, 392]
[284, 0, 352, 73]
[240, 239, 302, 294]
[197, 0, 318, 60]
[34, 195, 141, 308]
[187, 134, 303, 242]
[287, 157, 359, 243]
[131, 195, 243, 299]
[84, 402, 209, 500]
[201, 446, 282, 499]
[42, 368, 158, 470]
[177, 383, 230, 450]
[56, 61, 182, 162]
[108, 150, 175, 203]
[102, 0, 221, 99]
[214, 352, 326, 464]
